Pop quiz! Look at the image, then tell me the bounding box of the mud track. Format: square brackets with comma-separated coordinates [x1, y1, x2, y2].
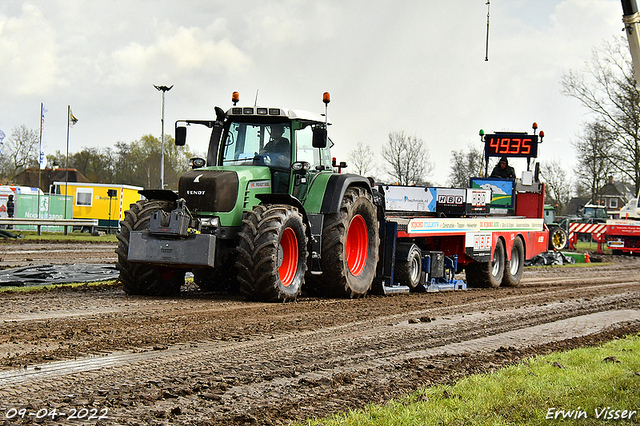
[0, 241, 116, 269]
[0, 240, 638, 425]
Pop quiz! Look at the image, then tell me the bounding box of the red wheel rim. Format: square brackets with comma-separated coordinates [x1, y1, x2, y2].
[346, 214, 368, 276]
[278, 227, 298, 286]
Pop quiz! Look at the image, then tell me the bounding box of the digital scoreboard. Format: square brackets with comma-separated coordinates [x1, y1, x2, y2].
[483, 133, 538, 158]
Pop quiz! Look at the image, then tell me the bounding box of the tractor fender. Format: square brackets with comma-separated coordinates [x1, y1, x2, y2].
[255, 193, 312, 239]
[319, 174, 372, 214]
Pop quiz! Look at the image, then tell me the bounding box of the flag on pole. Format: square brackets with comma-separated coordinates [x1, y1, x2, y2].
[40, 104, 47, 169]
[0, 129, 5, 155]
[41, 105, 47, 128]
[69, 109, 78, 127]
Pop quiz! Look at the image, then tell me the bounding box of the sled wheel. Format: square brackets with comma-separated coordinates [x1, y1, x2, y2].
[502, 237, 524, 287]
[395, 244, 422, 290]
[465, 238, 505, 288]
[315, 187, 380, 298]
[115, 199, 185, 296]
[236, 204, 307, 302]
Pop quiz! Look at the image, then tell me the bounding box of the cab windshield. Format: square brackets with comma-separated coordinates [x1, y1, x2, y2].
[221, 121, 291, 168]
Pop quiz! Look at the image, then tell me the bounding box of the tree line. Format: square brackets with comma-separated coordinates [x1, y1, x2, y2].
[0, 130, 198, 191]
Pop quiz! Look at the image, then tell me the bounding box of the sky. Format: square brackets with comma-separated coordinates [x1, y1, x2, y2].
[0, 0, 627, 186]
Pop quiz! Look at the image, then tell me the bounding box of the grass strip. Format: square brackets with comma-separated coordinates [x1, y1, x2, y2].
[304, 334, 640, 425]
[0, 230, 117, 242]
[0, 280, 120, 293]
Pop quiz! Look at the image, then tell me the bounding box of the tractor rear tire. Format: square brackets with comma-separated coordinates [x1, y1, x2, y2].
[236, 204, 307, 302]
[314, 187, 380, 298]
[116, 199, 185, 296]
[502, 237, 524, 287]
[548, 225, 568, 251]
[465, 238, 505, 288]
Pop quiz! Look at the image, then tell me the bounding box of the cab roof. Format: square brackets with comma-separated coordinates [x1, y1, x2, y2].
[225, 106, 330, 125]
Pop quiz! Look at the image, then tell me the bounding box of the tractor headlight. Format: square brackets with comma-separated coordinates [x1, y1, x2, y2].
[200, 217, 219, 228]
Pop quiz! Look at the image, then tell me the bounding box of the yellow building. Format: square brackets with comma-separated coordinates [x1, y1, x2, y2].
[52, 182, 143, 232]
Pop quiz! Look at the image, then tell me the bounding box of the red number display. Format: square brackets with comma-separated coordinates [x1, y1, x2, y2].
[484, 134, 538, 158]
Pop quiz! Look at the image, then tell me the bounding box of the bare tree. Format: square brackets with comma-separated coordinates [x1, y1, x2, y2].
[561, 37, 640, 193]
[572, 121, 615, 202]
[0, 125, 40, 180]
[540, 159, 573, 212]
[348, 142, 376, 177]
[447, 143, 485, 187]
[381, 131, 433, 185]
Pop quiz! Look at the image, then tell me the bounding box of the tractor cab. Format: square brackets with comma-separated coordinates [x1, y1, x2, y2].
[173, 92, 335, 231]
[175, 93, 332, 196]
[217, 106, 332, 195]
[578, 204, 608, 222]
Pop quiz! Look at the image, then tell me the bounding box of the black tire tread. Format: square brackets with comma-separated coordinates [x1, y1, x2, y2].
[395, 245, 421, 290]
[465, 238, 505, 289]
[236, 204, 307, 302]
[311, 187, 380, 298]
[548, 225, 568, 251]
[502, 237, 524, 287]
[116, 199, 184, 296]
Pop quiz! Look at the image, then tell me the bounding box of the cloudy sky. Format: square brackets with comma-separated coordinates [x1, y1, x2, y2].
[0, 0, 626, 185]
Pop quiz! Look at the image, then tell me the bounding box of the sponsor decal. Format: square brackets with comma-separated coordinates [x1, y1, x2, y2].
[248, 180, 271, 189]
[437, 194, 464, 205]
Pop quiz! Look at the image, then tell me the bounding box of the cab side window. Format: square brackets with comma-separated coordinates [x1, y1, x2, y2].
[295, 126, 320, 166]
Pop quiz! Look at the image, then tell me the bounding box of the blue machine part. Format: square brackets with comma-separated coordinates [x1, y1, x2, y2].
[422, 254, 467, 292]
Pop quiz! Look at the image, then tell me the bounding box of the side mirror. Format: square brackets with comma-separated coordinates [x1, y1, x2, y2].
[312, 126, 327, 148]
[175, 126, 187, 146]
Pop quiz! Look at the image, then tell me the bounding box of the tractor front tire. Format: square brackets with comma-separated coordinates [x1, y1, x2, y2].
[116, 199, 185, 296]
[236, 204, 308, 302]
[315, 187, 380, 298]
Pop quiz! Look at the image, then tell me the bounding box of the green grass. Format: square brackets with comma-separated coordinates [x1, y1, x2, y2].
[574, 240, 612, 254]
[0, 280, 120, 293]
[303, 334, 640, 426]
[1, 230, 117, 242]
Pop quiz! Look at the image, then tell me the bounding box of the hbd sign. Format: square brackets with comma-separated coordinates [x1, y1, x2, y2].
[438, 194, 464, 205]
[436, 188, 466, 215]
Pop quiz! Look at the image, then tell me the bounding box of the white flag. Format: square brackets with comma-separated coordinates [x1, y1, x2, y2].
[40, 151, 46, 170]
[70, 109, 78, 127]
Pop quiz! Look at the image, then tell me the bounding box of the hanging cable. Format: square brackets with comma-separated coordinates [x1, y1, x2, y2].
[485, 0, 490, 61]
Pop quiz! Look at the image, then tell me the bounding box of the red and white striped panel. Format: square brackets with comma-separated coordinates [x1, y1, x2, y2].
[568, 222, 607, 242]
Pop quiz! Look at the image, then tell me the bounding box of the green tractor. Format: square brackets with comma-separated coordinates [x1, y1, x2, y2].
[116, 93, 380, 302]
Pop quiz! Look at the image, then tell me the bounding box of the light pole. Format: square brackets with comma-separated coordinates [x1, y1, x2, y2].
[154, 84, 173, 189]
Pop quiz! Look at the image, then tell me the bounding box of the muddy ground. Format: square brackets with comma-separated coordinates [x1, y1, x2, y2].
[0, 240, 638, 425]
